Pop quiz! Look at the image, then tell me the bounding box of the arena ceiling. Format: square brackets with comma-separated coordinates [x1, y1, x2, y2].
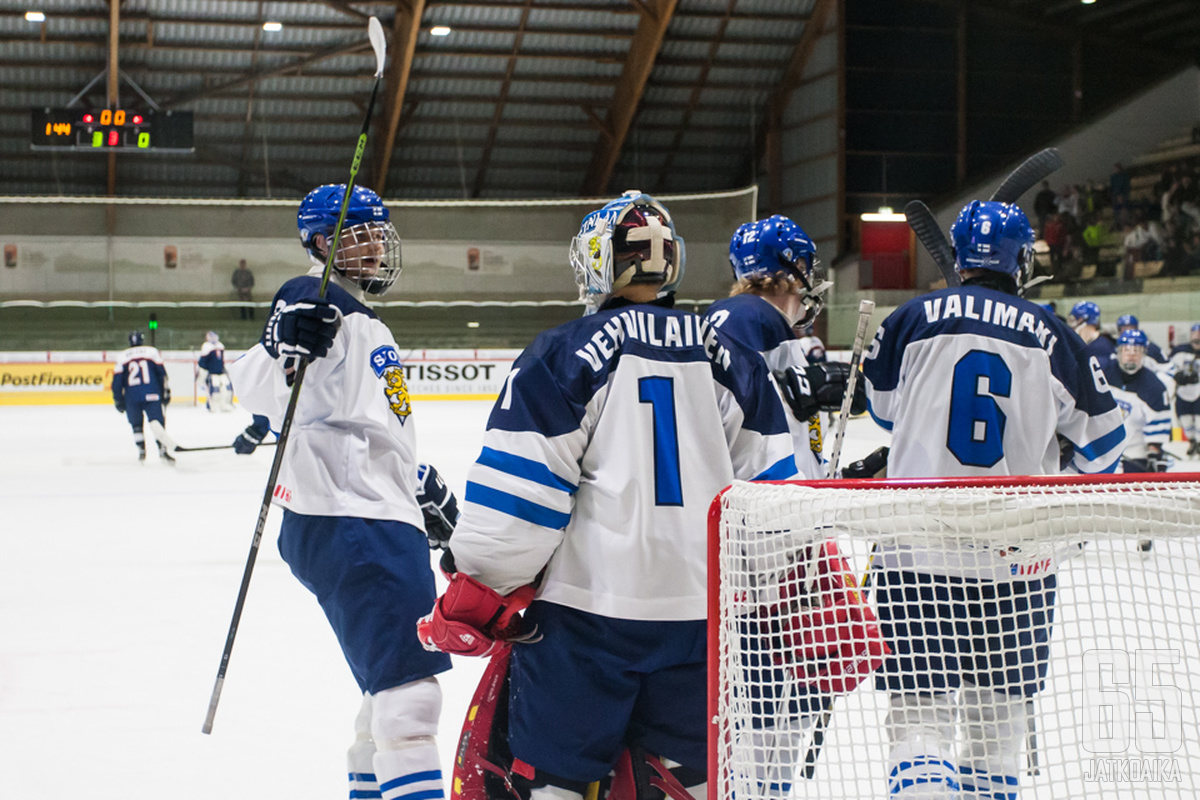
[2, 0, 1197, 201]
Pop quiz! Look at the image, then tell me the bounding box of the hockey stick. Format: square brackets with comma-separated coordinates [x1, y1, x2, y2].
[174, 441, 279, 453]
[990, 147, 1064, 204]
[825, 299, 875, 479]
[904, 200, 958, 287]
[201, 16, 388, 736]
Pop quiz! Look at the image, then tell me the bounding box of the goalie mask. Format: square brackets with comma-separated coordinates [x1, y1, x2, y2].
[950, 200, 1035, 288]
[729, 214, 829, 327]
[1117, 329, 1148, 375]
[298, 184, 403, 296]
[569, 190, 684, 314]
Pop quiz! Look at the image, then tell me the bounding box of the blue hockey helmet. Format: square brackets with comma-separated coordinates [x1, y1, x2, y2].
[569, 190, 684, 313]
[1069, 301, 1101, 328]
[950, 200, 1035, 284]
[1192, 322, 1200, 342]
[297, 184, 403, 295]
[1117, 329, 1148, 374]
[728, 215, 827, 325]
[1116, 314, 1139, 331]
[128, 331, 144, 347]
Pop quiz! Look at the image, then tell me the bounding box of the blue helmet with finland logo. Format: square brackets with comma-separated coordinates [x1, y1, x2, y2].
[950, 200, 1035, 283]
[569, 190, 684, 314]
[297, 184, 402, 295]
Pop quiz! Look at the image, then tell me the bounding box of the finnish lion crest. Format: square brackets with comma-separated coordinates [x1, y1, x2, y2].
[370, 345, 411, 424]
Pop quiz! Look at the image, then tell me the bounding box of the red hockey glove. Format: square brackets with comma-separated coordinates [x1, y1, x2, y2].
[417, 571, 540, 657]
[764, 539, 890, 695]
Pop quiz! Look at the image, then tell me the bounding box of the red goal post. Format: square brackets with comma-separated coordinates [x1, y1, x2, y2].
[707, 473, 1200, 800]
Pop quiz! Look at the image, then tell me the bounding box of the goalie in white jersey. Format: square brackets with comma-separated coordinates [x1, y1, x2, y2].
[862, 200, 1126, 799]
[418, 191, 797, 800]
[227, 184, 452, 800]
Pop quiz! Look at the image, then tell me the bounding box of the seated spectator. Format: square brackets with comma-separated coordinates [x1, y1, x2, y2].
[1043, 212, 1070, 273]
[1123, 213, 1166, 271]
[1034, 181, 1057, 233]
[1081, 214, 1109, 265]
[1183, 231, 1200, 275]
[1056, 183, 1081, 224]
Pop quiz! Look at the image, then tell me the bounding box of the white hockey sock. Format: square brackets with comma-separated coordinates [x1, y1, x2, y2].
[373, 743, 444, 800]
[885, 692, 959, 799]
[348, 693, 380, 799]
[529, 785, 584, 800]
[957, 686, 1026, 800]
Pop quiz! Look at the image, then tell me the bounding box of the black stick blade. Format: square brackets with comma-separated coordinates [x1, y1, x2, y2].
[990, 147, 1064, 204]
[904, 200, 958, 287]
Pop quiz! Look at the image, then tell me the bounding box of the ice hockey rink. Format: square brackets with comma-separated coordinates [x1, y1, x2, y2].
[3, 399, 1199, 800]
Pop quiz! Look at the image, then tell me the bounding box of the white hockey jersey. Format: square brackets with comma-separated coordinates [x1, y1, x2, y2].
[1102, 360, 1172, 460]
[227, 268, 424, 528]
[1169, 343, 1200, 404]
[862, 284, 1126, 579]
[705, 293, 825, 479]
[449, 297, 797, 621]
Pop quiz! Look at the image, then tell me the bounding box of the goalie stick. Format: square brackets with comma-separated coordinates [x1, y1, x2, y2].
[201, 15, 388, 736]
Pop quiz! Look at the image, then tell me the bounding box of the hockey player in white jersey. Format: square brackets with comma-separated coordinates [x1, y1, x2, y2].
[862, 200, 1126, 799]
[1168, 323, 1200, 456]
[227, 184, 452, 800]
[197, 330, 234, 412]
[1106, 329, 1173, 552]
[418, 191, 798, 800]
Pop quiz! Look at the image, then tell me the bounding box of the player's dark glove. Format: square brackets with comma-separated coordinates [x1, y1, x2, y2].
[417, 463, 460, 549]
[1175, 367, 1199, 386]
[233, 418, 271, 455]
[162, 386, 171, 406]
[263, 299, 342, 369]
[114, 397, 126, 414]
[773, 362, 867, 421]
[841, 446, 889, 479]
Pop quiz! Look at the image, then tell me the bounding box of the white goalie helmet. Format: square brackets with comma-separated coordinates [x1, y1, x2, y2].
[569, 190, 685, 314]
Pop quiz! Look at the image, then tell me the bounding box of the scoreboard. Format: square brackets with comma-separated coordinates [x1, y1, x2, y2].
[30, 108, 194, 153]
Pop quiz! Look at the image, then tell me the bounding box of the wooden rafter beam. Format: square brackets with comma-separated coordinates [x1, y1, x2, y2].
[160, 38, 374, 109]
[736, 0, 831, 201]
[374, 0, 426, 195]
[471, 0, 534, 198]
[580, 0, 679, 196]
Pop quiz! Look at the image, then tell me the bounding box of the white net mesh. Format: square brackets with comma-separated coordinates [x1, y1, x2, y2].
[710, 476, 1200, 800]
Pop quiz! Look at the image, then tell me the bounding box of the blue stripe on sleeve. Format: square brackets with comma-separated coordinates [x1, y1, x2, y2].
[1075, 424, 1126, 461]
[867, 400, 894, 432]
[477, 447, 577, 493]
[753, 454, 798, 481]
[465, 481, 572, 529]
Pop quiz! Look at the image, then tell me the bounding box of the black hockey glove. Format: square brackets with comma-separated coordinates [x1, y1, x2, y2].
[263, 299, 343, 368]
[114, 397, 126, 414]
[1175, 367, 1200, 386]
[773, 362, 867, 422]
[417, 463, 460, 549]
[841, 446, 889, 480]
[233, 418, 271, 455]
[162, 386, 171, 406]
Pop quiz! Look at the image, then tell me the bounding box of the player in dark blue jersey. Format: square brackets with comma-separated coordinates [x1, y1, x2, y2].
[197, 330, 234, 412]
[112, 331, 176, 463]
[863, 201, 1125, 799]
[1169, 323, 1200, 456]
[1068, 300, 1117, 364]
[419, 190, 796, 800]
[1116, 314, 1168, 368]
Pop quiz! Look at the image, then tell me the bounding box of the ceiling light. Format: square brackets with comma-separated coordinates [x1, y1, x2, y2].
[466, 321, 480, 328]
[1081, 0, 1096, 4]
[430, 26, 452, 36]
[262, 21, 283, 32]
[861, 207, 907, 222]
[25, 11, 45, 21]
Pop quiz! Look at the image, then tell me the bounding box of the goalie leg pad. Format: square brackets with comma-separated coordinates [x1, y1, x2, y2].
[957, 685, 1025, 800]
[885, 691, 959, 799]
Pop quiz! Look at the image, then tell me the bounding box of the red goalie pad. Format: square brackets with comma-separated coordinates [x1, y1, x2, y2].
[450, 645, 525, 800]
[764, 539, 890, 695]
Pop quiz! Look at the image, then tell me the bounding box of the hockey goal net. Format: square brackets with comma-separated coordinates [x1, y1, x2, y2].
[707, 474, 1200, 800]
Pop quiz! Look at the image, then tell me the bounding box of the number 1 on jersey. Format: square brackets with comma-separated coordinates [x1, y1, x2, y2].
[638, 376, 683, 506]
